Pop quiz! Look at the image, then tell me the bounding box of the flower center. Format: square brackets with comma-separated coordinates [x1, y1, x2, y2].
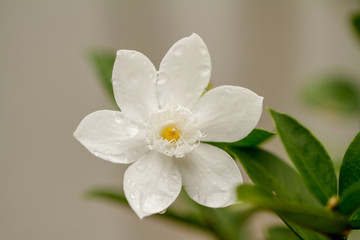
[145, 103, 202, 158]
[162, 126, 180, 142]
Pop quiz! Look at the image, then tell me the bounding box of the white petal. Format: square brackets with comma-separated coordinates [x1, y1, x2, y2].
[157, 33, 211, 109]
[193, 86, 263, 142]
[74, 110, 149, 164]
[176, 143, 242, 208]
[124, 151, 182, 219]
[112, 50, 159, 122]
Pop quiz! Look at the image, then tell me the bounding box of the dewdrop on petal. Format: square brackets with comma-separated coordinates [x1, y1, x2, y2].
[74, 33, 263, 218]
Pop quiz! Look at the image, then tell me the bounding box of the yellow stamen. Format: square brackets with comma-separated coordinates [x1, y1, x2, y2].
[162, 127, 180, 142]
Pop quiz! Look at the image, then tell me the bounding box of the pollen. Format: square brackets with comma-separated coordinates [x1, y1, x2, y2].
[162, 127, 180, 142]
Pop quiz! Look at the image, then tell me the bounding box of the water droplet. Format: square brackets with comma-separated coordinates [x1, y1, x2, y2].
[205, 192, 229, 206]
[225, 88, 234, 94]
[136, 165, 145, 173]
[94, 151, 99, 157]
[115, 153, 127, 162]
[128, 51, 136, 59]
[115, 117, 123, 124]
[157, 75, 167, 85]
[130, 193, 135, 199]
[126, 124, 138, 137]
[193, 194, 200, 201]
[126, 178, 131, 183]
[199, 65, 210, 77]
[173, 45, 184, 56]
[159, 209, 167, 214]
[200, 47, 207, 56]
[135, 204, 140, 209]
[148, 71, 155, 80]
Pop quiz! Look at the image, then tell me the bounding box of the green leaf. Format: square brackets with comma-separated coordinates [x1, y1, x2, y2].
[302, 74, 360, 115]
[268, 108, 337, 205]
[206, 128, 274, 148]
[267, 226, 300, 240]
[237, 185, 350, 234]
[88, 50, 116, 103]
[180, 190, 255, 240]
[350, 208, 360, 229]
[231, 148, 319, 205]
[352, 12, 360, 43]
[339, 131, 360, 195]
[86, 187, 128, 204]
[229, 129, 275, 147]
[339, 181, 360, 215]
[283, 220, 328, 240]
[85, 188, 206, 229]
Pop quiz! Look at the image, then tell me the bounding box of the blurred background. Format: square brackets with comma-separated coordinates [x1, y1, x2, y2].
[1, 0, 360, 239]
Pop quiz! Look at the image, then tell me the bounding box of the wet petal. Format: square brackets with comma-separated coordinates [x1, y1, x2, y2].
[124, 151, 182, 219]
[112, 50, 159, 123]
[74, 110, 148, 164]
[157, 33, 211, 109]
[193, 85, 263, 142]
[176, 143, 242, 208]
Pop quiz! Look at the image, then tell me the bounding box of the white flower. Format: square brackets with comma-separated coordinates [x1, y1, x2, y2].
[74, 33, 263, 219]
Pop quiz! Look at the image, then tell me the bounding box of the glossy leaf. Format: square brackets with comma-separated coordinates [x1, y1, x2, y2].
[269, 109, 337, 205]
[232, 148, 319, 205]
[180, 190, 254, 240]
[267, 226, 300, 240]
[283, 220, 328, 240]
[339, 181, 360, 215]
[339, 131, 360, 195]
[302, 74, 360, 115]
[350, 208, 360, 229]
[207, 128, 274, 148]
[237, 185, 350, 234]
[89, 50, 116, 103]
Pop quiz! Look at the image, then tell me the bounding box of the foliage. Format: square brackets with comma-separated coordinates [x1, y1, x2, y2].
[87, 50, 360, 240]
[302, 74, 360, 116]
[88, 50, 116, 104]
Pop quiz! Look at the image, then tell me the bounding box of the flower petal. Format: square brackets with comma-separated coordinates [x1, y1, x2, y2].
[157, 33, 211, 109]
[112, 50, 159, 122]
[176, 143, 242, 208]
[74, 110, 148, 164]
[193, 85, 263, 142]
[124, 151, 182, 219]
